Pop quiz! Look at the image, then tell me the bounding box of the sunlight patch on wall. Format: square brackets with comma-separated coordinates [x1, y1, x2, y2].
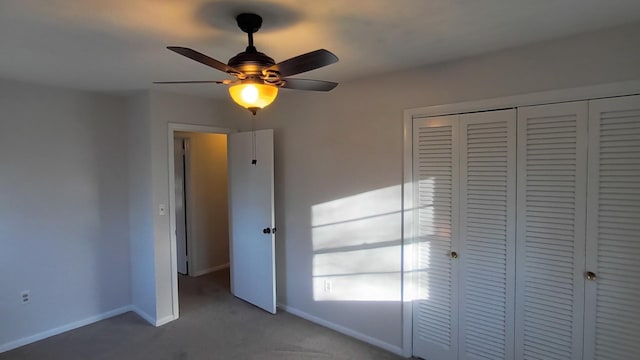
[312, 185, 402, 302]
[417, 178, 437, 237]
[412, 178, 440, 301]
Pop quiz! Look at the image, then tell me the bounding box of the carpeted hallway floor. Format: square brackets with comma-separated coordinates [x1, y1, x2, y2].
[0, 269, 405, 359]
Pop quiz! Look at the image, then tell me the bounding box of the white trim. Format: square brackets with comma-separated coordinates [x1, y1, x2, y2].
[404, 79, 640, 120]
[192, 263, 230, 277]
[277, 303, 404, 356]
[169, 123, 235, 134]
[0, 306, 133, 353]
[401, 111, 414, 358]
[131, 305, 156, 325]
[131, 306, 176, 327]
[155, 315, 176, 327]
[167, 123, 237, 323]
[401, 79, 640, 357]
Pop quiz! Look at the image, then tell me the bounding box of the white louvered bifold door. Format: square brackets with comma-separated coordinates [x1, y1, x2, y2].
[413, 115, 460, 360]
[459, 110, 516, 360]
[515, 101, 588, 360]
[584, 95, 640, 360]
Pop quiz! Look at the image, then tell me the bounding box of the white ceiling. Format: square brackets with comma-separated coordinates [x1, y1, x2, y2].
[2, 0, 640, 98]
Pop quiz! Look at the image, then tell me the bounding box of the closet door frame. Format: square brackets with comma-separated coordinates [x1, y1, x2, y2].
[402, 79, 640, 358]
[398, 80, 640, 357]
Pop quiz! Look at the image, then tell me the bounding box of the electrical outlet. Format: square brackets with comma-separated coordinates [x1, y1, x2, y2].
[323, 280, 332, 293]
[20, 290, 30, 304]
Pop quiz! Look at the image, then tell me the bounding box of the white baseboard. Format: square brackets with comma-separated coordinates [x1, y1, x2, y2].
[130, 306, 176, 327]
[192, 262, 230, 277]
[155, 315, 176, 327]
[277, 303, 404, 357]
[1, 302, 403, 356]
[0, 305, 133, 354]
[131, 306, 156, 325]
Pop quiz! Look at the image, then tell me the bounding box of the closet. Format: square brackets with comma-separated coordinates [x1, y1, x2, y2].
[411, 94, 640, 360]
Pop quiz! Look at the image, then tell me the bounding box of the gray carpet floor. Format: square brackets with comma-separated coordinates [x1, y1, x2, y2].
[1, 269, 405, 360]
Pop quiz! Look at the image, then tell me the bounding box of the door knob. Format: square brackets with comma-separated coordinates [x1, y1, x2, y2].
[450, 251, 458, 259]
[586, 271, 597, 281]
[262, 227, 271, 234]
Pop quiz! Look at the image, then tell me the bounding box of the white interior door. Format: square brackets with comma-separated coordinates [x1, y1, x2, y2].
[174, 138, 188, 275]
[458, 109, 516, 360]
[228, 129, 276, 314]
[584, 94, 640, 360]
[515, 101, 588, 360]
[412, 115, 460, 360]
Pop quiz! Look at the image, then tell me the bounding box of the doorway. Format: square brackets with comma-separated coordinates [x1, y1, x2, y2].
[172, 131, 231, 313]
[173, 131, 230, 278]
[166, 124, 277, 319]
[168, 124, 235, 318]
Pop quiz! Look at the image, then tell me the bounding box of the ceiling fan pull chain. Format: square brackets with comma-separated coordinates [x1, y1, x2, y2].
[251, 114, 257, 165]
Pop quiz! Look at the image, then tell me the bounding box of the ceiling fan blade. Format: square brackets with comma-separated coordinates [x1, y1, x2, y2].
[267, 49, 338, 77]
[153, 80, 231, 84]
[167, 46, 241, 75]
[281, 78, 338, 91]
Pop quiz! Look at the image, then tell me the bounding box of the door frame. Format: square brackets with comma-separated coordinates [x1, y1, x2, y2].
[167, 123, 236, 320]
[401, 79, 640, 357]
[173, 136, 192, 276]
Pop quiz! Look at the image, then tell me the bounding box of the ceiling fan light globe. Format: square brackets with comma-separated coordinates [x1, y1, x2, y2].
[241, 85, 259, 103]
[229, 83, 278, 110]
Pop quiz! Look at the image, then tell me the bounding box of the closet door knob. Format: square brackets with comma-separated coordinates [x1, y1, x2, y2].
[586, 271, 597, 281]
[450, 251, 458, 259]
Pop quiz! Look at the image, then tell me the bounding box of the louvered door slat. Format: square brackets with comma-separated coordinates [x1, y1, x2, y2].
[584, 94, 640, 360]
[459, 109, 516, 360]
[516, 101, 588, 360]
[412, 116, 460, 360]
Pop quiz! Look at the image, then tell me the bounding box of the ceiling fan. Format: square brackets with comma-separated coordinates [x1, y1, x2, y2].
[155, 13, 339, 114]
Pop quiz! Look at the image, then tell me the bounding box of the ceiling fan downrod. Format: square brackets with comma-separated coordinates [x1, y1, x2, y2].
[236, 13, 263, 53]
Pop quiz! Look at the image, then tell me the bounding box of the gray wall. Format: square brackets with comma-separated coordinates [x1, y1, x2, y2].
[223, 22, 640, 349]
[127, 93, 156, 320]
[0, 79, 131, 347]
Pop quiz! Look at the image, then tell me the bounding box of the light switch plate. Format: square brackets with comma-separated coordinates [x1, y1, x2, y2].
[159, 204, 166, 216]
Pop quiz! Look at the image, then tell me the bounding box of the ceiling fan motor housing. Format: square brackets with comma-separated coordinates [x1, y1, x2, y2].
[228, 51, 275, 76]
